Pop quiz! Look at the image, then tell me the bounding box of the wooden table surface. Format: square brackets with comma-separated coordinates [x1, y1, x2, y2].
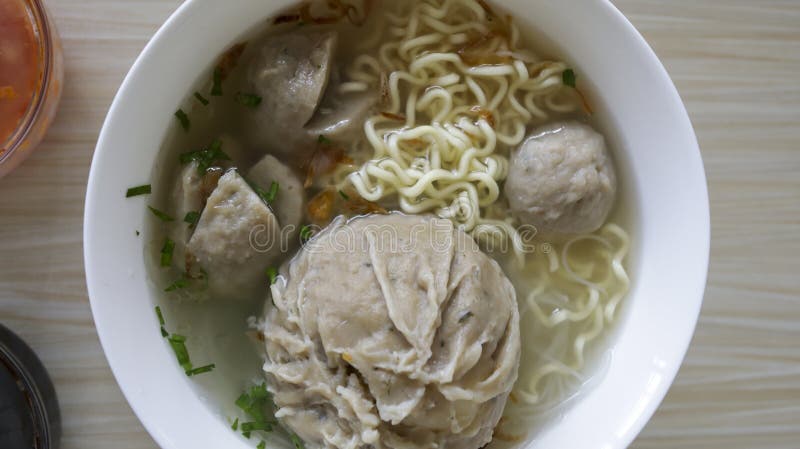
[1, 1, 798, 448]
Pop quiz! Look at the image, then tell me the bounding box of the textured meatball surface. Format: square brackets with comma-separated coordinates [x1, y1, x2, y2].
[505, 121, 616, 235]
[260, 214, 520, 449]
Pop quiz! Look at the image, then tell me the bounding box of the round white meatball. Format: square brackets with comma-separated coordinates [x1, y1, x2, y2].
[260, 214, 520, 449]
[504, 121, 616, 235]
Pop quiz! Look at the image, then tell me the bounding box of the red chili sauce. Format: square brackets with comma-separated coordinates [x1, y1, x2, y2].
[0, 0, 40, 153]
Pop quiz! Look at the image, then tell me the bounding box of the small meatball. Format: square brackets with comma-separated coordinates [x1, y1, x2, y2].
[247, 154, 305, 234]
[505, 121, 616, 235]
[186, 170, 282, 300]
[243, 31, 337, 159]
[261, 214, 520, 449]
[304, 90, 377, 141]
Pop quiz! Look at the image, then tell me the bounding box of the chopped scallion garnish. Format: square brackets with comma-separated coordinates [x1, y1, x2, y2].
[126, 184, 151, 197]
[257, 441, 266, 449]
[194, 91, 210, 106]
[155, 306, 165, 326]
[180, 139, 230, 174]
[158, 305, 214, 376]
[174, 109, 191, 131]
[249, 184, 269, 205]
[168, 334, 192, 371]
[299, 225, 313, 243]
[184, 211, 201, 227]
[265, 181, 279, 203]
[164, 277, 189, 292]
[186, 364, 216, 376]
[148, 206, 175, 222]
[170, 334, 187, 343]
[290, 433, 305, 449]
[241, 421, 273, 432]
[562, 69, 576, 88]
[235, 92, 263, 108]
[266, 267, 277, 285]
[235, 383, 272, 425]
[338, 190, 350, 200]
[317, 134, 331, 145]
[160, 238, 175, 267]
[211, 67, 223, 96]
[231, 418, 239, 431]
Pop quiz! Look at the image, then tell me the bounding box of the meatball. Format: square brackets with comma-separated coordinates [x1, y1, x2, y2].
[243, 31, 337, 160]
[504, 121, 616, 235]
[260, 214, 520, 449]
[185, 170, 282, 301]
[247, 154, 306, 235]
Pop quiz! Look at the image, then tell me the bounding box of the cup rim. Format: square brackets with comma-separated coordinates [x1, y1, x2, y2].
[0, 0, 59, 166]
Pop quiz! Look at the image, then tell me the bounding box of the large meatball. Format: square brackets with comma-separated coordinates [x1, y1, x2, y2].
[504, 121, 617, 235]
[260, 214, 520, 449]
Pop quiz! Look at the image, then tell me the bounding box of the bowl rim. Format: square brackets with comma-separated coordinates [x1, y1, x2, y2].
[84, 0, 709, 448]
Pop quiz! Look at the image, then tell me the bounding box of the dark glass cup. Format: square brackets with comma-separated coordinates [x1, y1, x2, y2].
[0, 324, 61, 449]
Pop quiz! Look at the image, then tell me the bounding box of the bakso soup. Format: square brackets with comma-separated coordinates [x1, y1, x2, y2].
[140, 0, 632, 448]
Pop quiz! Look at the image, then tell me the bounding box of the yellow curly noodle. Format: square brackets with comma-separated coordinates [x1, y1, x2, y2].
[330, 0, 633, 438]
[334, 0, 579, 263]
[493, 224, 630, 442]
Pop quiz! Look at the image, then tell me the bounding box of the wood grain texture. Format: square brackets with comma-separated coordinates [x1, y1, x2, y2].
[0, 1, 797, 448]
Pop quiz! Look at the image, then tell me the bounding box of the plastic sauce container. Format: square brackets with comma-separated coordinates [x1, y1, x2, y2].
[0, 324, 61, 449]
[0, 0, 63, 178]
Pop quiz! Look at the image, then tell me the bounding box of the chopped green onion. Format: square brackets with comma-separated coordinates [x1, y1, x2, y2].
[186, 364, 216, 376]
[266, 267, 277, 285]
[265, 181, 279, 203]
[317, 134, 331, 145]
[160, 238, 175, 267]
[184, 211, 201, 227]
[299, 225, 313, 242]
[231, 418, 239, 431]
[164, 277, 189, 292]
[235, 383, 272, 424]
[159, 310, 214, 376]
[290, 433, 305, 449]
[211, 67, 223, 96]
[180, 139, 230, 174]
[338, 190, 350, 201]
[241, 421, 273, 432]
[174, 109, 191, 131]
[170, 334, 187, 343]
[148, 206, 175, 222]
[126, 184, 151, 197]
[562, 69, 577, 88]
[155, 306, 165, 326]
[236, 92, 263, 108]
[135, 230, 140, 236]
[168, 334, 192, 370]
[243, 431, 251, 439]
[458, 310, 474, 323]
[194, 91, 210, 106]
[249, 184, 270, 205]
[257, 441, 266, 449]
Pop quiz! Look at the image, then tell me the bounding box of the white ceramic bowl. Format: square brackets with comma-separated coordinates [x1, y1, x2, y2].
[84, 1, 709, 448]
